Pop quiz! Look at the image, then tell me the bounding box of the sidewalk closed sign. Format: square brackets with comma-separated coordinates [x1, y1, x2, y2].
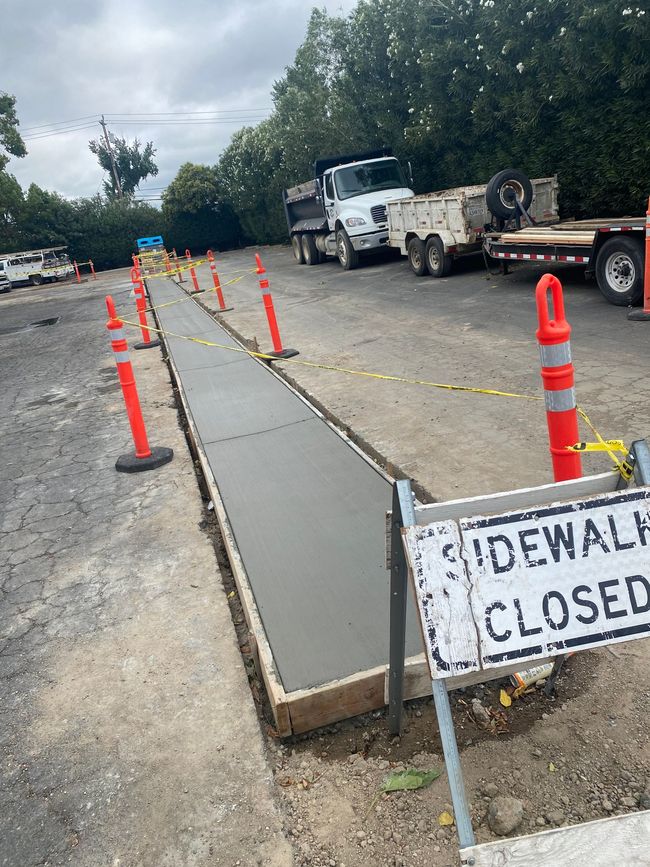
[404, 487, 650, 678]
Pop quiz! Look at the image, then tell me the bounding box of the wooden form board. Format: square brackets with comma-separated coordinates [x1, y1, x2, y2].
[460, 809, 650, 866]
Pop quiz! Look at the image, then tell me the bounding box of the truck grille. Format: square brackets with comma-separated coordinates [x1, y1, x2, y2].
[371, 204, 387, 225]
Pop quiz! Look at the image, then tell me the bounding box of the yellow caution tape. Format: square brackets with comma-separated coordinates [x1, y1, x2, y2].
[574, 410, 633, 480]
[568, 440, 627, 454]
[144, 257, 210, 279]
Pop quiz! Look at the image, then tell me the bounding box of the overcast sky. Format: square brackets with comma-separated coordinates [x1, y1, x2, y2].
[4, 0, 357, 202]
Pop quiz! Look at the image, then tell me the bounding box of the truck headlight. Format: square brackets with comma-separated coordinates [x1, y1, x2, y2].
[345, 217, 366, 227]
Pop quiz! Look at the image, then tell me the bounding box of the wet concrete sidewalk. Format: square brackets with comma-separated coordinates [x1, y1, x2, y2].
[0, 272, 292, 867]
[145, 277, 422, 698]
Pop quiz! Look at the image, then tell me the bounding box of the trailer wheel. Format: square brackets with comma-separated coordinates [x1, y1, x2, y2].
[407, 238, 427, 276]
[486, 169, 533, 221]
[336, 229, 359, 270]
[425, 236, 452, 277]
[301, 234, 320, 266]
[595, 236, 644, 306]
[292, 234, 305, 264]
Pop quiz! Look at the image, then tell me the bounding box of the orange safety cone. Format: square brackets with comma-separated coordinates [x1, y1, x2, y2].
[73, 260, 81, 284]
[255, 253, 298, 359]
[206, 249, 233, 311]
[185, 248, 203, 294]
[105, 295, 173, 473]
[628, 196, 650, 321]
[535, 274, 582, 482]
[131, 265, 160, 350]
[172, 249, 185, 283]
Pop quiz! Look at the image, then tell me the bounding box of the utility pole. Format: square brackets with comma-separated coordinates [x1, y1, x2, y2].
[99, 115, 123, 199]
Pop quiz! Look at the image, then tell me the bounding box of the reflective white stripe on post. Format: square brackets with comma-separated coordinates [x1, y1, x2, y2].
[110, 328, 126, 341]
[539, 342, 571, 367]
[113, 350, 130, 363]
[544, 387, 576, 412]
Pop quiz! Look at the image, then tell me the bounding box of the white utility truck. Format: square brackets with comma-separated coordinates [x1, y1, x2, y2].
[283, 148, 413, 270]
[0, 247, 74, 288]
[387, 169, 558, 277]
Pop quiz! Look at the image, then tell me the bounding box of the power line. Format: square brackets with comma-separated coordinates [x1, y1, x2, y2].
[105, 108, 272, 116]
[23, 123, 100, 141]
[20, 114, 100, 132]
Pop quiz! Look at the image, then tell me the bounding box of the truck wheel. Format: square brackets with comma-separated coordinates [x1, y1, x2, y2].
[301, 234, 320, 266]
[425, 236, 452, 277]
[30, 274, 43, 285]
[407, 238, 427, 276]
[292, 234, 305, 264]
[486, 169, 533, 221]
[336, 229, 359, 270]
[595, 236, 644, 306]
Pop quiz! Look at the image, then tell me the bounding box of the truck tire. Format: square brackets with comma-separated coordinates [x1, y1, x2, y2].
[407, 238, 427, 276]
[336, 229, 359, 270]
[301, 233, 320, 266]
[425, 236, 452, 277]
[30, 273, 43, 285]
[292, 234, 305, 264]
[486, 169, 533, 221]
[595, 236, 644, 306]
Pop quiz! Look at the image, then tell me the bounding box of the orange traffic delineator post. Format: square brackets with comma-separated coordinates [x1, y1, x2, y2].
[164, 251, 171, 273]
[131, 265, 160, 350]
[185, 248, 204, 294]
[535, 273, 582, 482]
[206, 249, 233, 312]
[628, 196, 650, 321]
[105, 294, 173, 473]
[73, 260, 81, 284]
[172, 249, 185, 283]
[89, 259, 97, 280]
[255, 252, 298, 359]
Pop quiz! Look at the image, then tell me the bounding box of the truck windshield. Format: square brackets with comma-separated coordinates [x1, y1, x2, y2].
[333, 159, 407, 201]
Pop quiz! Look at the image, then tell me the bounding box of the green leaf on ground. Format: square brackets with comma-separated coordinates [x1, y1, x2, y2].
[381, 768, 441, 793]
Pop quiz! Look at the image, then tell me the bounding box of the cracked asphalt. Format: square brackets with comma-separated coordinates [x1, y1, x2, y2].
[0, 273, 292, 867]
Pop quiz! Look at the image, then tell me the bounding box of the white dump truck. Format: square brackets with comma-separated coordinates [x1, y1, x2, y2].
[386, 169, 558, 277]
[283, 148, 413, 270]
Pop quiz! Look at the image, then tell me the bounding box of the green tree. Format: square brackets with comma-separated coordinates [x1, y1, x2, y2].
[89, 133, 158, 198]
[0, 172, 25, 251]
[162, 162, 241, 252]
[0, 92, 27, 172]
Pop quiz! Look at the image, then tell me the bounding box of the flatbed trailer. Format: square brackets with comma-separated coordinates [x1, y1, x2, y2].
[484, 218, 646, 306]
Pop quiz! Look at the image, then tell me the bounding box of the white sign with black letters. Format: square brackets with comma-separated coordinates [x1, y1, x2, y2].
[404, 487, 650, 679]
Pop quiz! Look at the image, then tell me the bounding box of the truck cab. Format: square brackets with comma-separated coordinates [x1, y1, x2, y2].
[283, 149, 413, 270]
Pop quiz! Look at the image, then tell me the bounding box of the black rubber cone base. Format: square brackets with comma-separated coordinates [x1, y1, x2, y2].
[215, 306, 234, 313]
[192, 289, 206, 295]
[115, 446, 174, 474]
[628, 309, 650, 321]
[267, 348, 299, 360]
[135, 339, 161, 350]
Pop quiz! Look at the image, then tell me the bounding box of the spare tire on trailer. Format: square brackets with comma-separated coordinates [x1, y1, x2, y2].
[486, 169, 533, 220]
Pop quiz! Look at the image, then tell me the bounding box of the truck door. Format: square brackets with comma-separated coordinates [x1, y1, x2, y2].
[323, 172, 336, 230]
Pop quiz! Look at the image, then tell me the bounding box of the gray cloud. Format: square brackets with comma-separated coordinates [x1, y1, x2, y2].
[4, 0, 357, 200]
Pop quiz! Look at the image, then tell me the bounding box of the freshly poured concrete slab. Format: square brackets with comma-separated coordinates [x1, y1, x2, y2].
[148, 279, 423, 694]
[182, 362, 314, 444]
[165, 330, 245, 373]
[204, 418, 422, 690]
